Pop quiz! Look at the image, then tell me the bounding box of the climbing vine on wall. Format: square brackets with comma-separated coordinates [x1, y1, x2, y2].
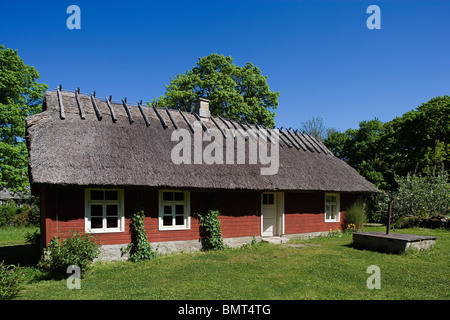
[124, 210, 157, 262]
[196, 209, 226, 251]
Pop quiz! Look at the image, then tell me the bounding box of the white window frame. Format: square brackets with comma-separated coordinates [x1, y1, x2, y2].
[158, 190, 190, 231]
[324, 193, 340, 223]
[85, 189, 125, 233]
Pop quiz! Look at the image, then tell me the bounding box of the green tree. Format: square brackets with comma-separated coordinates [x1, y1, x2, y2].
[383, 96, 450, 177]
[154, 54, 279, 127]
[0, 46, 47, 191]
[393, 168, 449, 221]
[325, 96, 450, 191]
[325, 119, 389, 189]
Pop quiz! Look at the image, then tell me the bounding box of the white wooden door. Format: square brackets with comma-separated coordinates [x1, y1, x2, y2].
[262, 193, 277, 236]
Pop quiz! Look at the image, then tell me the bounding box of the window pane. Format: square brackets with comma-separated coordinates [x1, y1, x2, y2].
[326, 196, 336, 203]
[326, 204, 337, 221]
[164, 205, 172, 215]
[106, 205, 118, 216]
[163, 216, 172, 226]
[105, 190, 118, 201]
[91, 205, 103, 217]
[91, 217, 103, 229]
[91, 190, 104, 201]
[263, 194, 274, 205]
[174, 192, 184, 201]
[175, 215, 184, 226]
[163, 192, 173, 201]
[107, 217, 118, 228]
[175, 204, 184, 215]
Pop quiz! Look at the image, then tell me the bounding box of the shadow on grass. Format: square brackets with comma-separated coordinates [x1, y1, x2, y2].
[0, 244, 41, 267]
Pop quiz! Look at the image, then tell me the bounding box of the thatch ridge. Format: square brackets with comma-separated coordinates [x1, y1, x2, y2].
[26, 90, 378, 194]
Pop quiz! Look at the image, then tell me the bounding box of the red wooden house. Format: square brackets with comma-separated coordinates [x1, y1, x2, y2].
[26, 89, 377, 259]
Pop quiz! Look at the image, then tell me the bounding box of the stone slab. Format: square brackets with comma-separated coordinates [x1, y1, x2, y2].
[352, 231, 437, 254]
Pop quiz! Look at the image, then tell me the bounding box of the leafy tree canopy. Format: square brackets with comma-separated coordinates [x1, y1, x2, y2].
[0, 45, 48, 191]
[324, 96, 450, 191]
[153, 54, 279, 127]
[383, 96, 450, 177]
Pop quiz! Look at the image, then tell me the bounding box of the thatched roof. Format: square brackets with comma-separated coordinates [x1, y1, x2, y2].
[25, 89, 378, 194]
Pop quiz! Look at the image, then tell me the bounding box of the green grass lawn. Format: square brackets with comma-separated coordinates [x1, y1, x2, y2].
[0, 226, 39, 246]
[0, 226, 41, 267]
[4, 226, 449, 300]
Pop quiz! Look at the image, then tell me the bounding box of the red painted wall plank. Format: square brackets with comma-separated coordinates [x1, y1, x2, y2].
[40, 187, 362, 246]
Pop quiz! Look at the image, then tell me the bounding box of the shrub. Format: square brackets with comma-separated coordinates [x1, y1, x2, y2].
[38, 230, 100, 278]
[365, 193, 389, 223]
[0, 201, 18, 228]
[124, 210, 157, 262]
[28, 204, 40, 226]
[25, 230, 41, 246]
[0, 262, 24, 300]
[393, 216, 421, 229]
[12, 207, 30, 226]
[393, 169, 449, 222]
[196, 209, 226, 251]
[344, 200, 366, 229]
[394, 215, 449, 229]
[0, 201, 40, 228]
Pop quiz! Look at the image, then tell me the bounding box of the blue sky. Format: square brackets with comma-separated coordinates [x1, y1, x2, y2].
[1, 0, 449, 131]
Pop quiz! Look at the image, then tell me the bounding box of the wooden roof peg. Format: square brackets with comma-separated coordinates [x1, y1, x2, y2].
[287, 129, 306, 151]
[179, 109, 194, 133]
[280, 130, 299, 150]
[303, 133, 321, 153]
[210, 116, 227, 139]
[56, 87, 66, 120]
[255, 123, 274, 145]
[294, 131, 314, 152]
[193, 112, 210, 134]
[105, 97, 117, 123]
[90, 94, 102, 120]
[165, 107, 179, 130]
[122, 99, 134, 124]
[74, 89, 86, 119]
[262, 125, 284, 147]
[218, 116, 235, 139]
[229, 119, 249, 141]
[152, 104, 168, 130]
[138, 101, 150, 127]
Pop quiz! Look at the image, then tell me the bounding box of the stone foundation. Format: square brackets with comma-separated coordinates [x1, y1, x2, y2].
[95, 231, 333, 261]
[96, 236, 263, 261]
